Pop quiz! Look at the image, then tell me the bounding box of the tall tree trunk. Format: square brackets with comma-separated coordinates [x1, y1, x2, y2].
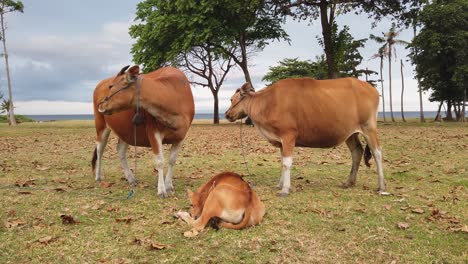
[414, 26, 425, 123]
[446, 100, 453, 121]
[319, 1, 337, 79]
[400, 59, 406, 122]
[462, 87, 466, 122]
[435, 101, 443, 122]
[379, 56, 386, 122]
[388, 45, 395, 122]
[212, 91, 219, 125]
[1, 12, 16, 126]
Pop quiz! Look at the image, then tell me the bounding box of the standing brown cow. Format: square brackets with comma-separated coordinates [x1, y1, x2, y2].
[94, 65, 194, 198]
[225, 77, 385, 196]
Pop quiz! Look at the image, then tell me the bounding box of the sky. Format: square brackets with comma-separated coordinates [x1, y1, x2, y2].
[2, 0, 439, 115]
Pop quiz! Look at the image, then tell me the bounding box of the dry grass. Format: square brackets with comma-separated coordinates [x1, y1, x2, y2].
[0, 120, 467, 263]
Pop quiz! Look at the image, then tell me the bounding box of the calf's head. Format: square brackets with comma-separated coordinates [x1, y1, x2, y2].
[98, 65, 140, 115]
[225, 82, 255, 122]
[187, 189, 202, 219]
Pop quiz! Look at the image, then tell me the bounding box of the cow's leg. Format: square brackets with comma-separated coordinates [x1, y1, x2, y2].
[278, 135, 295, 197]
[362, 128, 386, 193]
[116, 139, 137, 185]
[165, 141, 182, 193]
[277, 147, 285, 189]
[94, 128, 111, 182]
[344, 133, 364, 188]
[151, 131, 168, 198]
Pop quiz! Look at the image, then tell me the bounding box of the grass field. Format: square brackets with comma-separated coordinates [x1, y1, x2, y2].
[0, 120, 467, 263]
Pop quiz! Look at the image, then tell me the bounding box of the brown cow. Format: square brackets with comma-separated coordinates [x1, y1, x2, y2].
[94, 65, 194, 198]
[225, 77, 385, 196]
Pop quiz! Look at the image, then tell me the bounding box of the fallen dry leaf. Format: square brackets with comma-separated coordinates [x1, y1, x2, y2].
[14, 179, 36, 187]
[99, 181, 114, 188]
[411, 208, 425, 214]
[115, 217, 133, 224]
[17, 190, 32, 195]
[383, 204, 392, 210]
[38, 236, 55, 245]
[149, 243, 167, 250]
[60, 214, 77, 225]
[183, 229, 199, 238]
[397, 222, 410, 230]
[4, 219, 27, 228]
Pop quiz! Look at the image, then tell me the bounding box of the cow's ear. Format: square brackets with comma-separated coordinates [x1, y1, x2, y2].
[240, 82, 255, 96]
[117, 65, 130, 76]
[126, 65, 140, 82]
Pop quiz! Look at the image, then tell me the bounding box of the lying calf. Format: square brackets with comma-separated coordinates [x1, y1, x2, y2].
[176, 172, 265, 236]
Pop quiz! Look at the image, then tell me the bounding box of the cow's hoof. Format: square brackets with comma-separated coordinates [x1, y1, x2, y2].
[158, 191, 168, 198]
[166, 186, 175, 193]
[128, 180, 138, 186]
[378, 190, 391, 196]
[342, 182, 355, 189]
[276, 191, 289, 197]
[276, 184, 283, 190]
[95, 178, 102, 182]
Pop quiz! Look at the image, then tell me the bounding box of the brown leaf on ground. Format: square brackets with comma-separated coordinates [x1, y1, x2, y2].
[183, 229, 199, 238]
[383, 204, 392, 210]
[99, 181, 114, 188]
[397, 222, 410, 230]
[411, 208, 425, 214]
[14, 179, 35, 187]
[38, 236, 55, 245]
[4, 219, 27, 228]
[17, 190, 32, 195]
[115, 217, 133, 224]
[60, 214, 78, 225]
[7, 210, 16, 217]
[149, 243, 169, 250]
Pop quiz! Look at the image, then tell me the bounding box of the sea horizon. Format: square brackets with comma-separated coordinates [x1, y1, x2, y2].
[22, 111, 441, 122]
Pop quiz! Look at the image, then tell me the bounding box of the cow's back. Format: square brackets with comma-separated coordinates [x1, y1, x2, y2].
[253, 77, 379, 148]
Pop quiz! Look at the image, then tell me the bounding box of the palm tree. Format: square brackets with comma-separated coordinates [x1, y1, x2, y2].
[370, 46, 388, 122]
[400, 59, 406, 122]
[370, 23, 409, 122]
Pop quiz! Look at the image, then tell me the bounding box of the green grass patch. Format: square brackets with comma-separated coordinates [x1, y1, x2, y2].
[0, 121, 467, 263]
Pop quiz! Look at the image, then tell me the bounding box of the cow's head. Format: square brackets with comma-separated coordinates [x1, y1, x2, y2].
[186, 189, 202, 219]
[225, 82, 255, 122]
[98, 65, 140, 115]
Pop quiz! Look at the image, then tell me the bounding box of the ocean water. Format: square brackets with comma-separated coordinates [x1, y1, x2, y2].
[25, 111, 440, 122]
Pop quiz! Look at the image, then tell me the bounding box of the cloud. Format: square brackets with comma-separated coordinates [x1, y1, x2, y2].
[1, 20, 135, 102]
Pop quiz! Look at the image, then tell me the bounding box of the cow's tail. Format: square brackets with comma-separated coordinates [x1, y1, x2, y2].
[92, 147, 97, 173]
[364, 145, 372, 168]
[218, 190, 253, 230]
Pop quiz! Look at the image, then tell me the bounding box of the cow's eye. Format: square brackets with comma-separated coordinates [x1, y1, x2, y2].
[109, 85, 113, 89]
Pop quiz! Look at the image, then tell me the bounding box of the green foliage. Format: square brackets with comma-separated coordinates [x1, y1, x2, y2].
[262, 57, 327, 84]
[0, 0, 24, 14]
[318, 23, 367, 78]
[0, 114, 34, 123]
[130, 0, 288, 72]
[410, 0, 467, 104]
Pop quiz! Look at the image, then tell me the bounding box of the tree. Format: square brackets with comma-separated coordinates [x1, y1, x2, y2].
[318, 23, 367, 78]
[262, 57, 327, 84]
[400, 59, 406, 122]
[410, 0, 467, 121]
[130, 0, 288, 85]
[0, 0, 23, 126]
[177, 45, 236, 124]
[370, 23, 409, 122]
[371, 46, 389, 122]
[272, 0, 422, 79]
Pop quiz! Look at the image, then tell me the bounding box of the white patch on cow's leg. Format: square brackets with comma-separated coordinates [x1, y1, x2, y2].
[95, 128, 111, 182]
[372, 147, 386, 193]
[277, 155, 285, 189]
[278, 156, 292, 196]
[154, 132, 167, 198]
[117, 140, 136, 185]
[165, 142, 182, 193]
